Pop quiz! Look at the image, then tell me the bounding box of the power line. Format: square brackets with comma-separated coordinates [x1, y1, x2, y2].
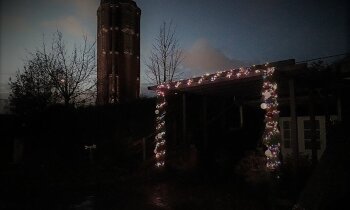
[296, 53, 350, 64]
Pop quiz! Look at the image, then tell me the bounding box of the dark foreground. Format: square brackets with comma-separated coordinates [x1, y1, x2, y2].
[1, 162, 300, 210]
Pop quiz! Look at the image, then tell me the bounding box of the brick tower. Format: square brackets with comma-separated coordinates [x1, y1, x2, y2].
[97, 0, 141, 104]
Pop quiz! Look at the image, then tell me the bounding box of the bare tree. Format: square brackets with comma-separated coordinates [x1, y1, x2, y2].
[9, 56, 55, 115]
[38, 31, 96, 106]
[9, 30, 96, 113]
[145, 21, 184, 85]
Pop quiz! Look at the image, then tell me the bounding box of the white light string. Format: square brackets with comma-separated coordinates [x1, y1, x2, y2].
[154, 87, 167, 167]
[261, 67, 281, 170]
[154, 66, 281, 170]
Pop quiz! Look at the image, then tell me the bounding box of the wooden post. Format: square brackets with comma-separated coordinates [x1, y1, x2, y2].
[182, 93, 187, 144]
[239, 105, 244, 128]
[309, 89, 318, 165]
[324, 89, 331, 148]
[289, 78, 299, 161]
[202, 96, 208, 151]
[89, 149, 94, 164]
[220, 99, 226, 130]
[337, 94, 342, 122]
[13, 138, 23, 164]
[172, 120, 178, 146]
[142, 137, 146, 161]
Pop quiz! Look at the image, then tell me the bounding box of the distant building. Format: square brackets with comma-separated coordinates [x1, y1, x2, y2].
[97, 0, 141, 104]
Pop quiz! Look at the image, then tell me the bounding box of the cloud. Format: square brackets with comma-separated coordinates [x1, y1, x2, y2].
[54, 0, 98, 19]
[1, 15, 31, 33]
[42, 16, 92, 39]
[72, 0, 99, 19]
[41, 0, 98, 41]
[183, 38, 247, 74]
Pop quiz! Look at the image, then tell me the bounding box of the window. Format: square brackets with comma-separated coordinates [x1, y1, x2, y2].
[124, 32, 133, 54]
[122, 5, 135, 28]
[109, 74, 119, 102]
[281, 116, 328, 160]
[102, 9, 108, 27]
[304, 120, 320, 129]
[282, 120, 291, 149]
[103, 34, 107, 51]
[109, 74, 119, 90]
[304, 140, 321, 150]
[303, 120, 321, 150]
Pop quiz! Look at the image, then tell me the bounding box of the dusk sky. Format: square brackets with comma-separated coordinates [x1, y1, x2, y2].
[0, 0, 349, 98]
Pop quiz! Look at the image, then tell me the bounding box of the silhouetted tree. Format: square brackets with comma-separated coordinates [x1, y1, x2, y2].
[145, 21, 184, 85]
[9, 56, 55, 115]
[9, 31, 96, 114]
[40, 31, 96, 105]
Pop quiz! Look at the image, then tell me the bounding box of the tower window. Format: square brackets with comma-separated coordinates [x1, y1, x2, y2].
[124, 32, 133, 54]
[122, 5, 135, 28]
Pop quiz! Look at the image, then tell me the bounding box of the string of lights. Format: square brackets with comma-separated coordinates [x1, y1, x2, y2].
[261, 67, 281, 170]
[154, 89, 167, 168]
[154, 65, 281, 170]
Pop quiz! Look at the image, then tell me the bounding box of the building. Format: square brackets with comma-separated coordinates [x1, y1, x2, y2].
[148, 58, 350, 167]
[97, 0, 141, 104]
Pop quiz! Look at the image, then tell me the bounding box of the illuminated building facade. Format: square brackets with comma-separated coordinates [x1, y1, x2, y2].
[97, 0, 141, 104]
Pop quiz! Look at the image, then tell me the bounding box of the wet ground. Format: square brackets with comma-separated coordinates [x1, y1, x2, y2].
[1, 165, 294, 210]
[55, 180, 271, 210]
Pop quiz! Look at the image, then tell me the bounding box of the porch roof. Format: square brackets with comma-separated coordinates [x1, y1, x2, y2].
[147, 59, 310, 98]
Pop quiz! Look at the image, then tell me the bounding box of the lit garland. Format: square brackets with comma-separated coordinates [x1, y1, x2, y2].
[153, 66, 281, 170]
[154, 85, 167, 167]
[261, 67, 281, 170]
[154, 67, 258, 167]
[169, 67, 258, 89]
